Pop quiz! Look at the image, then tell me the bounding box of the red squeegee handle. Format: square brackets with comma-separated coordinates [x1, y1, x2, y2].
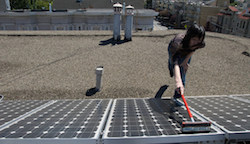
[181, 94, 194, 120]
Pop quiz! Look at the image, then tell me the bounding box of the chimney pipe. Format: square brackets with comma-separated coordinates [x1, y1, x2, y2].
[49, 3, 52, 12]
[125, 5, 134, 41]
[5, 0, 11, 10]
[113, 3, 122, 41]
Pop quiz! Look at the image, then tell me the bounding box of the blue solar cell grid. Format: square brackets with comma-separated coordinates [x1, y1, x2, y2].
[0, 100, 49, 126]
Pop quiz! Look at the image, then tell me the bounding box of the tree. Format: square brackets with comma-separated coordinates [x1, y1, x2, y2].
[230, 1, 239, 6]
[34, 0, 53, 10]
[9, 0, 31, 9]
[145, 0, 152, 9]
[9, 0, 53, 10]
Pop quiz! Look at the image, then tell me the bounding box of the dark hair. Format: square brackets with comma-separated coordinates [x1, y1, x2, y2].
[182, 24, 205, 49]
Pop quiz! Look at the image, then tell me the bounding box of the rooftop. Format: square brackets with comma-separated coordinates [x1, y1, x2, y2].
[0, 30, 249, 100]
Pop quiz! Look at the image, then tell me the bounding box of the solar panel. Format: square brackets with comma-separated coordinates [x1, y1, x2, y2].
[102, 98, 224, 144]
[0, 99, 112, 144]
[185, 95, 250, 141]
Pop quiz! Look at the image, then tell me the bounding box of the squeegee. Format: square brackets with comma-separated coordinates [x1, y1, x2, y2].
[180, 93, 211, 133]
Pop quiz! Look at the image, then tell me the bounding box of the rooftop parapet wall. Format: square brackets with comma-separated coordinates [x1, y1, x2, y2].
[0, 9, 158, 31]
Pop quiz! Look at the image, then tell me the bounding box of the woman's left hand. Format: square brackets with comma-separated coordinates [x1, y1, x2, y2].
[180, 52, 194, 73]
[180, 62, 189, 73]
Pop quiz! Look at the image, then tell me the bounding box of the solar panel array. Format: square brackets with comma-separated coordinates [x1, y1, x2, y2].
[0, 95, 249, 144]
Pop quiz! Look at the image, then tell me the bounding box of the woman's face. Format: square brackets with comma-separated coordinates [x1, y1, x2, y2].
[189, 36, 202, 50]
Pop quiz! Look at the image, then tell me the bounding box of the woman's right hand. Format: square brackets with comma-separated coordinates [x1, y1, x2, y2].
[176, 83, 184, 95]
[174, 64, 185, 95]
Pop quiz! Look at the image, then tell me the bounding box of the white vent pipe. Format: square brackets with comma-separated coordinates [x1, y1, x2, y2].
[95, 66, 103, 91]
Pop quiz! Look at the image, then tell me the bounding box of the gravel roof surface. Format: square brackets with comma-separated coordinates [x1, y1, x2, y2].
[0, 30, 249, 100]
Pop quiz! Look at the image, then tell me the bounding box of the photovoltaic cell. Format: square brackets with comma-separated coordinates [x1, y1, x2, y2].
[186, 96, 250, 132]
[0, 99, 111, 140]
[0, 100, 49, 126]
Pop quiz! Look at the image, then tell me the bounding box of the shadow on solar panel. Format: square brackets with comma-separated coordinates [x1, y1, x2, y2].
[102, 98, 224, 144]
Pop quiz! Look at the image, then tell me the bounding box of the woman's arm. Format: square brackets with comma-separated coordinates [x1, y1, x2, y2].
[174, 63, 184, 95]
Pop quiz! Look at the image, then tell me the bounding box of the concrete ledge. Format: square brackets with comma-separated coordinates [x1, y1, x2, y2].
[0, 30, 249, 44]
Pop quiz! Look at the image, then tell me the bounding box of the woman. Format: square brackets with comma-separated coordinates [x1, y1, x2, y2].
[168, 24, 206, 99]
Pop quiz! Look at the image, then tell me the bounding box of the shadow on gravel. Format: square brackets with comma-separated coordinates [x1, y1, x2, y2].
[154, 85, 169, 99]
[99, 38, 130, 46]
[242, 51, 250, 57]
[86, 87, 99, 96]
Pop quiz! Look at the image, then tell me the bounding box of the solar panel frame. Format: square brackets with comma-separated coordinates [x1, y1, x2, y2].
[229, 94, 250, 104]
[0, 99, 113, 144]
[102, 98, 225, 144]
[185, 95, 250, 141]
[0, 139, 100, 144]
